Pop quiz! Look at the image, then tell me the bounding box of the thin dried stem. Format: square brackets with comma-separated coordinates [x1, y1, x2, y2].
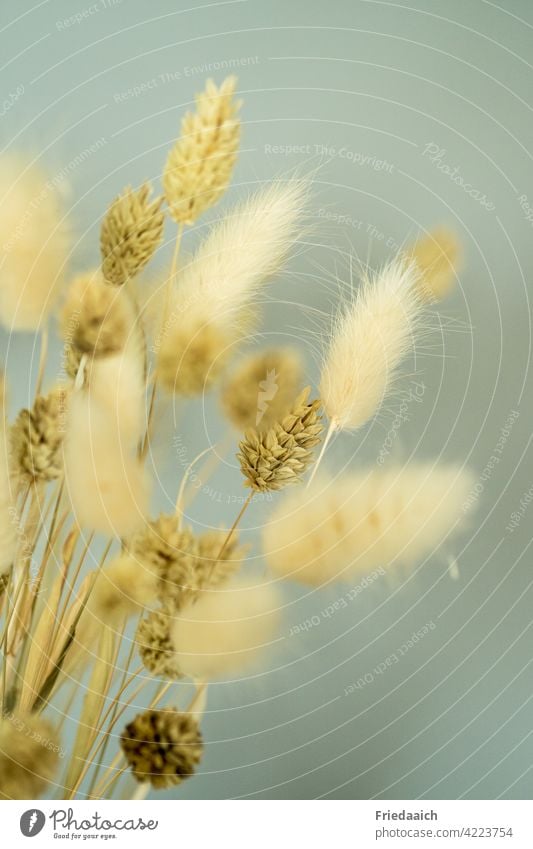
[175, 445, 213, 523]
[35, 323, 49, 396]
[205, 491, 253, 586]
[306, 419, 336, 488]
[183, 434, 233, 509]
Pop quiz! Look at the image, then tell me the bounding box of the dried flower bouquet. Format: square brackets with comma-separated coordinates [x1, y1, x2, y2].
[0, 76, 470, 800]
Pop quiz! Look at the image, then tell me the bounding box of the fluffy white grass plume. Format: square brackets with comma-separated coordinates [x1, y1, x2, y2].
[320, 257, 423, 432]
[70, 554, 159, 672]
[262, 464, 474, 586]
[0, 373, 17, 574]
[63, 391, 149, 537]
[87, 333, 146, 445]
[89, 553, 158, 621]
[171, 577, 282, 679]
[0, 154, 70, 330]
[70, 322, 149, 537]
[157, 180, 307, 394]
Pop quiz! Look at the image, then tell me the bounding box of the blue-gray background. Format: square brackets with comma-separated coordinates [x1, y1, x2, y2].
[1, 0, 532, 800]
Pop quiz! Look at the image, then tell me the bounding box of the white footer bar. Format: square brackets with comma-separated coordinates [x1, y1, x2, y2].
[3, 799, 531, 848]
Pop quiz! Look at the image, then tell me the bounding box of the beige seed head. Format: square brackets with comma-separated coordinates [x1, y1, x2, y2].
[131, 516, 245, 607]
[0, 713, 60, 799]
[130, 515, 197, 608]
[163, 76, 241, 224]
[238, 386, 323, 491]
[10, 388, 68, 483]
[88, 554, 158, 622]
[60, 270, 134, 358]
[136, 608, 183, 679]
[221, 347, 303, 432]
[121, 709, 203, 788]
[408, 228, 461, 301]
[194, 529, 245, 590]
[157, 318, 233, 396]
[101, 183, 164, 286]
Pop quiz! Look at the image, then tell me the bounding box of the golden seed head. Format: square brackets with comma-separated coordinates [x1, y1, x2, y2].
[131, 515, 197, 608]
[238, 387, 323, 491]
[60, 270, 134, 359]
[121, 709, 203, 789]
[221, 347, 303, 432]
[0, 713, 60, 799]
[131, 516, 245, 607]
[101, 183, 164, 286]
[10, 388, 68, 483]
[136, 608, 183, 679]
[157, 319, 231, 396]
[163, 76, 241, 224]
[88, 554, 158, 622]
[194, 529, 245, 590]
[408, 228, 461, 301]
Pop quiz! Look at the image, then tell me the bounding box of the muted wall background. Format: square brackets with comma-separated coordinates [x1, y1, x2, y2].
[1, 0, 532, 799]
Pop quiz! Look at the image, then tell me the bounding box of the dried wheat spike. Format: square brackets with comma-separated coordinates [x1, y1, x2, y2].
[163, 76, 241, 224]
[238, 387, 323, 491]
[136, 608, 183, 679]
[101, 183, 164, 285]
[10, 388, 68, 483]
[60, 270, 134, 357]
[131, 516, 245, 607]
[130, 516, 197, 608]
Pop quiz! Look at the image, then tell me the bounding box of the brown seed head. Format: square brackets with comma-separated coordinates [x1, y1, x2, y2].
[121, 709, 203, 789]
